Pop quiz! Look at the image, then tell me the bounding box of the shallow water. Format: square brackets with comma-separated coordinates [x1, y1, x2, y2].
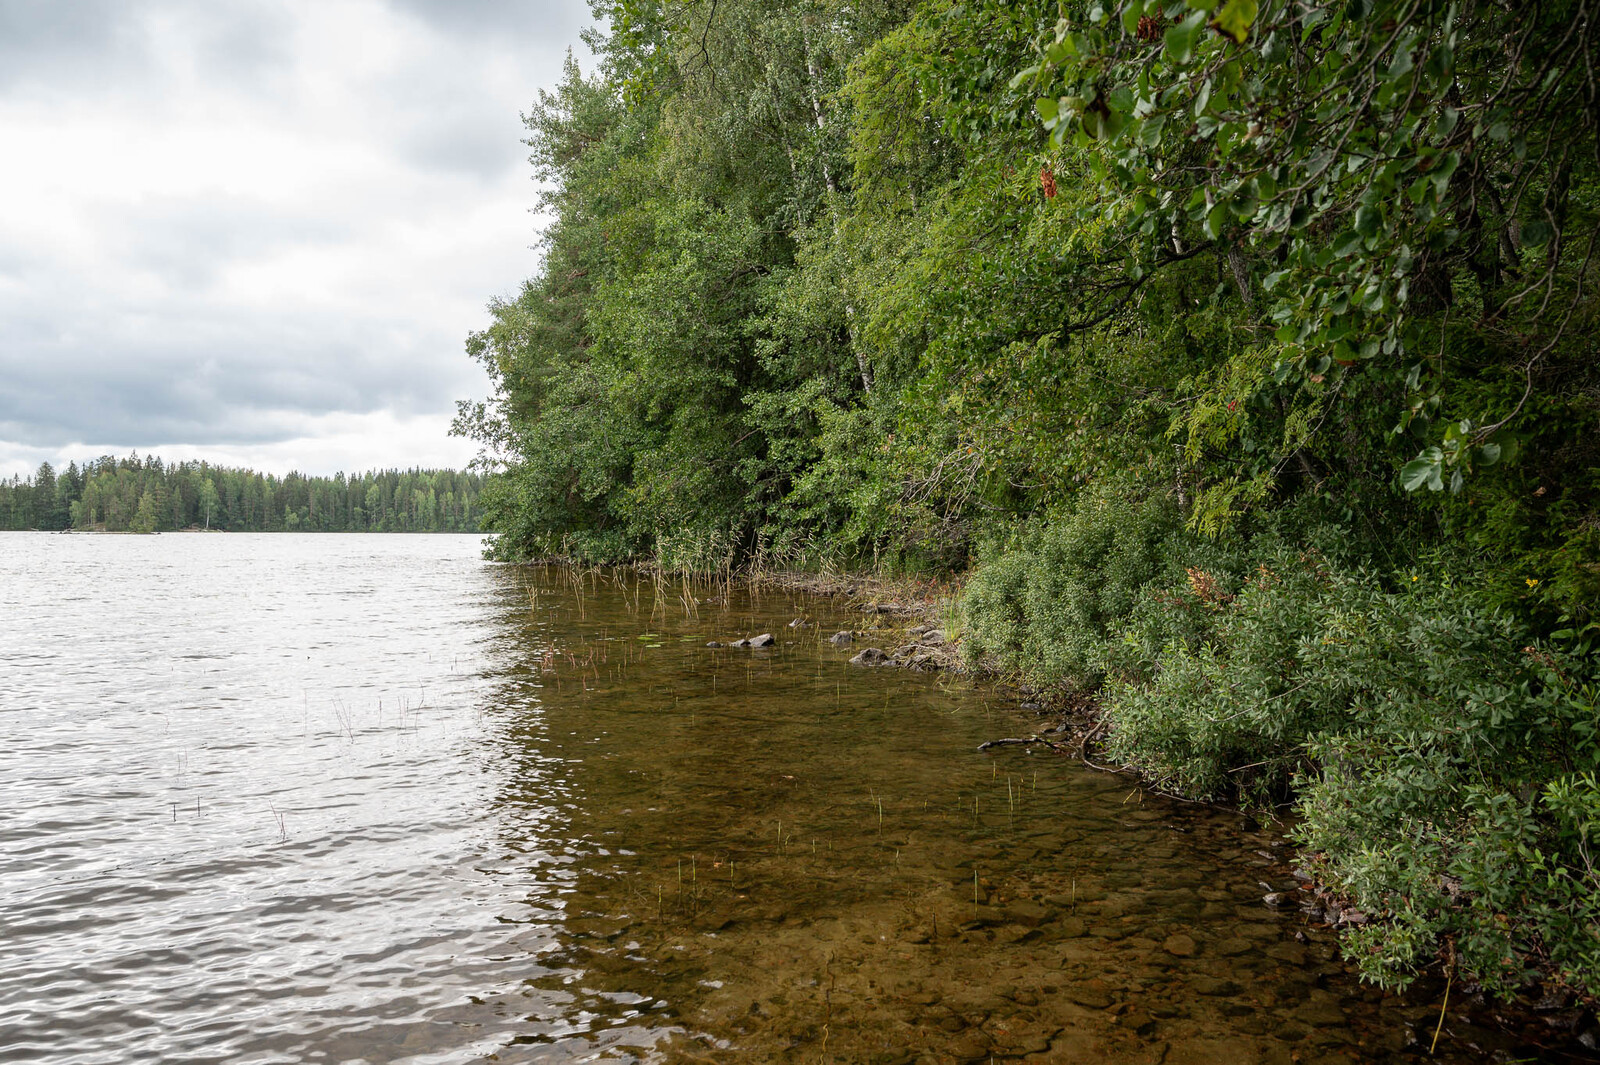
[0, 533, 1567, 1063]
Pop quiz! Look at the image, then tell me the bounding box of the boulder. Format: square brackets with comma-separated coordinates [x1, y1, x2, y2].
[850, 647, 892, 666]
[828, 631, 854, 646]
[921, 629, 948, 646]
[748, 632, 775, 647]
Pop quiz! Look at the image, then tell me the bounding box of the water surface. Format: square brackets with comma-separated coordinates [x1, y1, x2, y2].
[0, 533, 1551, 1063]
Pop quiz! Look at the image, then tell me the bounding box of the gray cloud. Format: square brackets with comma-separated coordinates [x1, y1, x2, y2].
[0, 0, 596, 476]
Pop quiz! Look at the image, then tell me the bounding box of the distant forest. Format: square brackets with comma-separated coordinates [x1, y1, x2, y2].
[0, 454, 486, 533]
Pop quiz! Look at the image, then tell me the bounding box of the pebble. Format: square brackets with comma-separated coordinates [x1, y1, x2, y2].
[1162, 933, 1197, 957]
[1190, 975, 1242, 997]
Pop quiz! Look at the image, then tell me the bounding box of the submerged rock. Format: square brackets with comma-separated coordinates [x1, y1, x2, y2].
[705, 640, 724, 648]
[849, 647, 892, 666]
[828, 631, 854, 646]
[748, 632, 776, 647]
[1162, 933, 1197, 957]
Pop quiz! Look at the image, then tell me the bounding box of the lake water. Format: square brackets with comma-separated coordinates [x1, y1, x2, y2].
[0, 533, 1566, 1063]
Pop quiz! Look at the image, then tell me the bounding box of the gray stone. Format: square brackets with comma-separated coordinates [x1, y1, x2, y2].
[828, 631, 854, 646]
[705, 641, 723, 648]
[748, 632, 775, 647]
[850, 647, 892, 667]
[921, 629, 947, 646]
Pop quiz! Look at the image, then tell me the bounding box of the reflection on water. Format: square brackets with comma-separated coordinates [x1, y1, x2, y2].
[0, 535, 1553, 1063]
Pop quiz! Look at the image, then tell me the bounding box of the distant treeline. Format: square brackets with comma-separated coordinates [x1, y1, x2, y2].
[0, 454, 486, 533]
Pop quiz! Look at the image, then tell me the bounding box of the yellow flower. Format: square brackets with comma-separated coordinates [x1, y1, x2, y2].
[1526, 578, 1540, 587]
[1411, 575, 1419, 582]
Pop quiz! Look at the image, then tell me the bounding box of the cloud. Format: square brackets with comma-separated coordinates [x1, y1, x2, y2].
[0, 0, 594, 475]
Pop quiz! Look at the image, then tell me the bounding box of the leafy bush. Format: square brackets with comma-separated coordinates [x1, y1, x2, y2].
[961, 491, 1178, 686]
[1103, 558, 1600, 994]
[1294, 607, 1600, 995]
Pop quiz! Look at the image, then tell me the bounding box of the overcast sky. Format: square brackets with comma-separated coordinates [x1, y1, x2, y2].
[0, 0, 595, 478]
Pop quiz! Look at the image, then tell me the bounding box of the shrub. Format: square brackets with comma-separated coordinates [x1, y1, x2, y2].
[961, 491, 1179, 686]
[1104, 558, 1600, 994]
[1101, 550, 1351, 801]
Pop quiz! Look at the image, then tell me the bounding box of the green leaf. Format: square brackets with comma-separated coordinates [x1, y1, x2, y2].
[1122, 0, 1146, 35]
[1205, 202, 1228, 238]
[1164, 12, 1206, 63]
[1354, 206, 1381, 238]
[1007, 65, 1040, 90]
[1036, 97, 1060, 123]
[1332, 230, 1364, 257]
[1479, 442, 1502, 465]
[1401, 450, 1444, 492]
[1522, 219, 1552, 247]
[1186, 0, 1221, 11]
[1212, 0, 1259, 44]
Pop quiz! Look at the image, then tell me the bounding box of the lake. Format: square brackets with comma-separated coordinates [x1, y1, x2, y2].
[0, 533, 1529, 1063]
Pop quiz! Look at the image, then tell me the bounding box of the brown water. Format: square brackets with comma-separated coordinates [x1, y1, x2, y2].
[0, 534, 1567, 1063]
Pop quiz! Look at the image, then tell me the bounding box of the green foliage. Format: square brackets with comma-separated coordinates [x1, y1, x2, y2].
[1100, 554, 1600, 992]
[1015, 0, 1599, 524]
[962, 491, 1179, 686]
[1294, 604, 1600, 996]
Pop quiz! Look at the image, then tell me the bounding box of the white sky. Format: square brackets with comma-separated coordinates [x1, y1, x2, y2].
[0, 0, 595, 478]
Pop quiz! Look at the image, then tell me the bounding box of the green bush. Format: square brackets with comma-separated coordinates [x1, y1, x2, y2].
[1294, 603, 1600, 995]
[1102, 558, 1600, 994]
[1101, 550, 1351, 801]
[961, 491, 1179, 686]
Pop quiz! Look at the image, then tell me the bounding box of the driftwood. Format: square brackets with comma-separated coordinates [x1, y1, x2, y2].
[977, 734, 1072, 754]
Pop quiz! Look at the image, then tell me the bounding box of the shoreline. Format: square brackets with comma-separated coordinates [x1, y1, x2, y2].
[697, 565, 1600, 1059]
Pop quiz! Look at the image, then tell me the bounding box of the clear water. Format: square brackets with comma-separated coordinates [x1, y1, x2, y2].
[0, 533, 1558, 1063]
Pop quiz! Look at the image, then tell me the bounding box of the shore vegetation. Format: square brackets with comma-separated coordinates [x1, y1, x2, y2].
[456, 0, 1600, 1000]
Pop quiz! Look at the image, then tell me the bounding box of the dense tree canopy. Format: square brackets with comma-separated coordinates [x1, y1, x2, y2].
[459, 0, 1597, 609]
[0, 455, 485, 533]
